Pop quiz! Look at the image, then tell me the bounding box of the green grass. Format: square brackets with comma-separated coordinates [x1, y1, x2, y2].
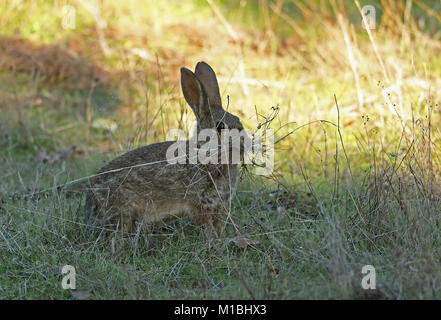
[0, 0, 441, 299]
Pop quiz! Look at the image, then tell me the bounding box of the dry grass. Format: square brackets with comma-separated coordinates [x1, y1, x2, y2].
[0, 0, 440, 299]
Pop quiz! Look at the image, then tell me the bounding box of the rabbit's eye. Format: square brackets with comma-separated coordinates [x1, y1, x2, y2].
[216, 121, 225, 134]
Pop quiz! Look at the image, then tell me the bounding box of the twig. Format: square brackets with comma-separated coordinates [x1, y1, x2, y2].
[354, 0, 390, 83]
[334, 94, 354, 181]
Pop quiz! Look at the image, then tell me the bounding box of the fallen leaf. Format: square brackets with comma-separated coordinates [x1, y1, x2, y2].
[34, 149, 51, 163]
[34, 146, 83, 163]
[344, 120, 355, 127]
[70, 290, 91, 300]
[54, 146, 76, 161]
[231, 236, 259, 249]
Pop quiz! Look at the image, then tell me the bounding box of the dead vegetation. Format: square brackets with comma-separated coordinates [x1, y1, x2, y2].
[0, 36, 93, 85]
[0, 0, 440, 299]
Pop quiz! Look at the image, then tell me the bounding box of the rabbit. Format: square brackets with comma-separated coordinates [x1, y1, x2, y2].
[85, 62, 247, 237]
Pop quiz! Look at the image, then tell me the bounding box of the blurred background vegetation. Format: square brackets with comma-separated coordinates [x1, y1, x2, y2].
[0, 0, 441, 299]
[0, 0, 439, 163]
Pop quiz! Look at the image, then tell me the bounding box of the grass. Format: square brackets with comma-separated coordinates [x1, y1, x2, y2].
[0, 0, 441, 299]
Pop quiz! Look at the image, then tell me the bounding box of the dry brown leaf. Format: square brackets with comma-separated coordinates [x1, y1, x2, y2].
[34, 146, 83, 163]
[34, 149, 51, 163]
[54, 146, 76, 161]
[231, 236, 259, 249]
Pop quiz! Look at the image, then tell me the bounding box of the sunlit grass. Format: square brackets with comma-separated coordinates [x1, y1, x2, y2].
[0, 0, 440, 299]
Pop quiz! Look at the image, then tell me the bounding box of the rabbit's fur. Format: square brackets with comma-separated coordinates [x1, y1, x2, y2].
[85, 62, 246, 236]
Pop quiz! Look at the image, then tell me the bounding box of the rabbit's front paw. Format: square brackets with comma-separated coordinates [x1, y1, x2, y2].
[194, 212, 225, 238]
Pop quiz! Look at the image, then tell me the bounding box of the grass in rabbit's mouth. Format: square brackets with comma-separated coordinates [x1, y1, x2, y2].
[1, 0, 441, 299]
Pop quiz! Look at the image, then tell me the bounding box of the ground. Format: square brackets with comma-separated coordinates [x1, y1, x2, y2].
[0, 0, 441, 299]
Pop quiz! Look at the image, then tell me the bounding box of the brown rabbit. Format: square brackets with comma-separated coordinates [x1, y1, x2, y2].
[85, 62, 247, 236]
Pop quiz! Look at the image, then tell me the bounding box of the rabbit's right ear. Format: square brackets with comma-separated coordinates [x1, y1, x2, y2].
[195, 62, 221, 107]
[181, 67, 206, 119]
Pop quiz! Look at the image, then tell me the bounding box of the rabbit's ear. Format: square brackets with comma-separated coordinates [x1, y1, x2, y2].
[195, 62, 222, 107]
[181, 67, 205, 117]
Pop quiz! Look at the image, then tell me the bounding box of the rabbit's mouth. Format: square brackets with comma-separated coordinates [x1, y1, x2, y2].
[187, 128, 251, 165]
[218, 129, 252, 165]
